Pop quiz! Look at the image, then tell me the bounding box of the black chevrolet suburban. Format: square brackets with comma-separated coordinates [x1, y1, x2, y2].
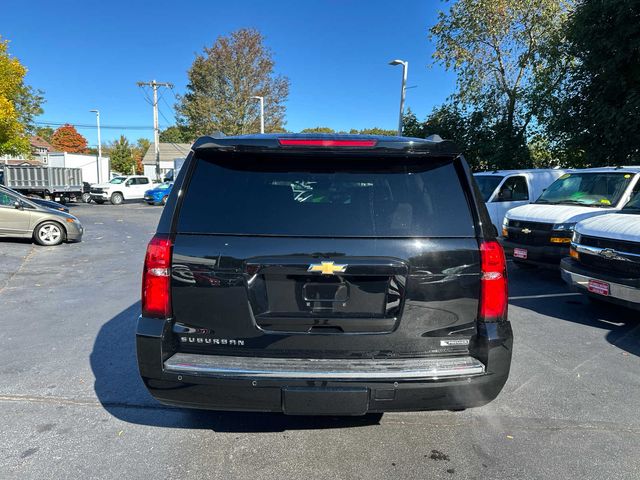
[136, 134, 513, 415]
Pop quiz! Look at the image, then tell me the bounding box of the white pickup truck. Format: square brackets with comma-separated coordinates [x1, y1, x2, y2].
[474, 169, 567, 235]
[561, 192, 640, 310]
[89, 175, 153, 205]
[502, 167, 640, 267]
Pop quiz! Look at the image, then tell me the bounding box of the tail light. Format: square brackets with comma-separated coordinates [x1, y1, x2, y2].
[479, 240, 508, 321]
[278, 139, 377, 147]
[142, 234, 173, 318]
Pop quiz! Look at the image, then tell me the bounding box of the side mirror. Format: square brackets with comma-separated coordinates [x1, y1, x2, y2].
[125, 181, 133, 186]
[13, 200, 22, 210]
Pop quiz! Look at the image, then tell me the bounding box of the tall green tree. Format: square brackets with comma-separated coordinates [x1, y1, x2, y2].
[159, 125, 194, 143]
[177, 28, 290, 136]
[35, 126, 54, 142]
[349, 128, 397, 136]
[108, 135, 135, 174]
[430, 0, 573, 169]
[403, 106, 499, 170]
[300, 127, 335, 134]
[542, 0, 640, 166]
[0, 35, 44, 156]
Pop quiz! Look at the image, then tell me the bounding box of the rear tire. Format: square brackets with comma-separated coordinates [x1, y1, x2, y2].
[34, 221, 65, 246]
[110, 192, 124, 205]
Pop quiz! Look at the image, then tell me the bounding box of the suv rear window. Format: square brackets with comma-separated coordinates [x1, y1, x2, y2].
[177, 154, 475, 237]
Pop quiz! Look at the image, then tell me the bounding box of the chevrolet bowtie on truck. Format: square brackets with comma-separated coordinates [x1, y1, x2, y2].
[136, 134, 513, 415]
[561, 190, 640, 310]
[502, 167, 640, 268]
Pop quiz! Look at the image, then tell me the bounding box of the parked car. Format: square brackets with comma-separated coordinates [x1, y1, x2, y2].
[502, 167, 640, 267]
[144, 182, 173, 206]
[136, 134, 513, 415]
[474, 169, 568, 235]
[561, 191, 640, 310]
[0, 186, 83, 246]
[89, 175, 152, 205]
[0, 185, 69, 213]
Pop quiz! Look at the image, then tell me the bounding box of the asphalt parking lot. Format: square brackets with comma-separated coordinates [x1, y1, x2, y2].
[1, 203, 639, 480]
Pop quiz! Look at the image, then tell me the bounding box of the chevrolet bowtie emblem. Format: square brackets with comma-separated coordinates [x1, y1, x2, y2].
[521, 228, 532, 234]
[599, 248, 618, 260]
[308, 261, 348, 275]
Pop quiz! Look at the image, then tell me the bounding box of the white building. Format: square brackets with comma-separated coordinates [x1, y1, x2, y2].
[142, 143, 191, 180]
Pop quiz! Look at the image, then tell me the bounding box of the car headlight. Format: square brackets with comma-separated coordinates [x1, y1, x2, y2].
[502, 217, 509, 227]
[552, 222, 576, 232]
[572, 231, 581, 243]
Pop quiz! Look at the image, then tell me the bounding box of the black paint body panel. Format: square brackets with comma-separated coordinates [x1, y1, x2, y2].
[137, 134, 513, 413]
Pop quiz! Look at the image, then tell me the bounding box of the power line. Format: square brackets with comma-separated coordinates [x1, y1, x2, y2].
[34, 121, 158, 130]
[137, 80, 174, 180]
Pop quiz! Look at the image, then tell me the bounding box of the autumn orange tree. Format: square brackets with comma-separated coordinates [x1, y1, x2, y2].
[50, 124, 88, 153]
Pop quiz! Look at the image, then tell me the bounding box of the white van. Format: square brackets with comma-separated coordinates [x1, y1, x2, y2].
[474, 169, 568, 234]
[503, 167, 640, 267]
[561, 191, 640, 310]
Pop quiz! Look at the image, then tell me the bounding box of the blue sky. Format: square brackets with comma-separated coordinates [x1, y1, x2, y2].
[3, 0, 456, 146]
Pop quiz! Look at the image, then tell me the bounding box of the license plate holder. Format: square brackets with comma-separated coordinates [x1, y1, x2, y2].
[282, 387, 369, 415]
[588, 279, 610, 296]
[513, 248, 528, 259]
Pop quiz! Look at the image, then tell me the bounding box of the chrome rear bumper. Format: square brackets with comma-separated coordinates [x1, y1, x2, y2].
[164, 353, 485, 381]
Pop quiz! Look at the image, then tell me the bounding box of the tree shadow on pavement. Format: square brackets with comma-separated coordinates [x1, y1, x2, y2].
[90, 302, 383, 432]
[510, 293, 640, 358]
[507, 264, 640, 358]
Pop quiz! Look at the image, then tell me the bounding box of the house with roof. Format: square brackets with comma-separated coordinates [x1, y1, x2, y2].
[1, 135, 56, 165]
[141, 142, 192, 180]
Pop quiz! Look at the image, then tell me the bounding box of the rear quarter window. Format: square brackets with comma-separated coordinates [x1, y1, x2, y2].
[176, 153, 476, 237]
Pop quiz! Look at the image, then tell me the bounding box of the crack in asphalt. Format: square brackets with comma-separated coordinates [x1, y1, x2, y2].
[0, 245, 36, 295]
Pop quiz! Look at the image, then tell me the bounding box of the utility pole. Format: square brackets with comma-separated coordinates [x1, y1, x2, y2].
[89, 110, 101, 182]
[137, 80, 173, 180]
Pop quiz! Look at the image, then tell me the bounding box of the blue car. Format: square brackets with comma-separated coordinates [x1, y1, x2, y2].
[144, 182, 173, 206]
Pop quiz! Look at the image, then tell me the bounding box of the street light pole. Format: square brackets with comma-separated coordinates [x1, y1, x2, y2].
[389, 59, 408, 136]
[251, 96, 264, 134]
[90, 109, 102, 183]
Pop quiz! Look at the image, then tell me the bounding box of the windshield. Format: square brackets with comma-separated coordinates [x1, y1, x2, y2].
[474, 175, 504, 201]
[178, 154, 475, 237]
[622, 190, 640, 213]
[536, 172, 633, 207]
[156, 183, 172, 190]
[109, 177, 127, 184]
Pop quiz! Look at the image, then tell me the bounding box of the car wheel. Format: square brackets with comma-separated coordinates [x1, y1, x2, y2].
[34, 221, 65, 246]
[94, 199, 105, 205]
[110, 192, 124, 205]
[161, 195, 168, 206]
[81, 192, 92, 203]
